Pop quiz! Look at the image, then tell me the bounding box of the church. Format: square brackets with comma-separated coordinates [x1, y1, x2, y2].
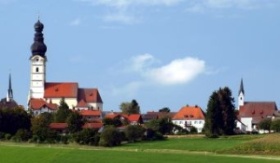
[28, 20, 103, 115]
[236, 79, 278, 133]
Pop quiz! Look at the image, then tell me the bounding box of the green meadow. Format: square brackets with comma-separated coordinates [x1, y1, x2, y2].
[1, 134, 280, 163]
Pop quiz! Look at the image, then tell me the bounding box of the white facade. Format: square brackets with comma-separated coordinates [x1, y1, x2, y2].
[33, 106, 56, 116]
[239, 117, 253, 132]
[29, 55, 46, 99]
[172, 119, 205, 133]
[238, 92, 244, 110]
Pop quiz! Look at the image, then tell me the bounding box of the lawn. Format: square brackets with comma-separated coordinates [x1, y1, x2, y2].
[0, 144, 279, 163]
[119, 135, 263, 152]
[0, 134, 279, 163]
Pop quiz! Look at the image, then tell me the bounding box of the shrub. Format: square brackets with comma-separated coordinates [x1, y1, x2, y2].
[99, 126, 122, 147]
[74, 129, 99, 146]
[14, 129, 31, 142]
[271, 119, 280, 132]
[124, 125, 145, 142]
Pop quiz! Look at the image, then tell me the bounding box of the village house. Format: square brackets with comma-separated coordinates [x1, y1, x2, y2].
[172, 105, 205, 133]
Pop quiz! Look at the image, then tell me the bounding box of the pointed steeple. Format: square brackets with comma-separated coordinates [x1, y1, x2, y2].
[30, 19, 47, 58]
[6, 73, 13, 102]
[239, 78, 245, 95]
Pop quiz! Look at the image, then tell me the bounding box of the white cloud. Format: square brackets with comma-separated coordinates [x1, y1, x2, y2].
[80, 0, 182, 8]
[186, 0, 276, 13]
[70, 18, 81, 26]
[103, 12, 139, 24]
[130, 54, 206, 85]
[147, 57, 205, 85]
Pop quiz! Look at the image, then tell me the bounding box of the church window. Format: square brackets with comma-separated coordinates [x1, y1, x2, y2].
[36, 67, 39, 72]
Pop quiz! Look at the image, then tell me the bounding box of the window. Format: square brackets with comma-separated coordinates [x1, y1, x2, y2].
[36, 67, 39, 72]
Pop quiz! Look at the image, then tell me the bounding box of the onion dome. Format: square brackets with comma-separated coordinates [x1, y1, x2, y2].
[31, 20, 47, 58]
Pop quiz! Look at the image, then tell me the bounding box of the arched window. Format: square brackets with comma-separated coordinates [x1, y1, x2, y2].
[36, 67, 39, 72]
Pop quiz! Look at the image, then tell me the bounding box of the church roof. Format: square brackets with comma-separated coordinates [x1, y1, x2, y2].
[29, 98, 58, 110]
[78, 88, 103, 103]
[239, 102, 277, 124]
[44, 82, 78, 98]
[172, 105, 205, 120]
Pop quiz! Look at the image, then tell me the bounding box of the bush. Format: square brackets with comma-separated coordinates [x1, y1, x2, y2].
[124, 125, 145, 142]
[271, 119, 280, 132]
[190, 127, 198, 134]
[99, 126, 122, 147]
[14, 129, 31, 142]
[5, 133, 12, 140]
[74, 129, 99, 146]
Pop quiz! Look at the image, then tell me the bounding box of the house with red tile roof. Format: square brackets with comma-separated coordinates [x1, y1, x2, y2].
[172, 105, 205, 133]
[27, 20, 103, 114]
[28, 98, 58, 115]
[236, 79, 278, 133]
[104, 112, 143, 125]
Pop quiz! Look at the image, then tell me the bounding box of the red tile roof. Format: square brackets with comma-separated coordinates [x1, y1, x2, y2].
[29, 98, 58, 110]
[126, 114, 142, 122]
[78, 88, 103, 103]
[44, 82, 78, 98]
[77, 99, 87, 107]
[239, 102, 277, 124]
[172, 106, 205, 120]
[83, 122, 103, 129]
[49, 123, 68, 129]
[80, 110, 102, 116]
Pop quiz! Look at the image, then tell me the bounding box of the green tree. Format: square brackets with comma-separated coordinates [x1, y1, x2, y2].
[219, 87, 236, 135]
[99, 126, 122, 147]
[124, 125, 145, 142]
[55, 98, 71, 122]
[66, 111, 84, 133]
[74, 129, 99, 146]
[271, 119, 280, 132]
[120, 99, 140, 114]
[204, 87, 236, 137]
[159, 107, 170, 113]
[204, 91, 223, 137]
[258, 118, 272, 132]
[31, 112, 54, 142]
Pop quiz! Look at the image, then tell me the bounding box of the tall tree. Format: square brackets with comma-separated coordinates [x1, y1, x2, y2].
[120, 99, 140, 114]
[66, 111, 84, 133]
[159, 107, 170, 113]
[204, 87, 236, 137]
[219, 87, 236, 135]
[55, 98, 71, 122]
[204, 91, 223, 137]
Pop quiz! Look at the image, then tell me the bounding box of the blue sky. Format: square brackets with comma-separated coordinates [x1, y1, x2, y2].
[0, 0, 280, 112]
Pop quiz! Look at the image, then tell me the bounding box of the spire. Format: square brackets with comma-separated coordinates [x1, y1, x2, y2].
[239, 78, 245, 95]
[6, 73, 13, 102]
[30, 19, 47, 58]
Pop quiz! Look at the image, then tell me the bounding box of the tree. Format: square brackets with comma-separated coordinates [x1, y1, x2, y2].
[120, 99, 140, 114]
[55, 98, 71, 122]
[99, 126, 122, 147]
[271, 119, 280, 132]
[204, 87, 236, 137]
[219, 87, 236, 135]
[258, 118, 272, 132]
[159, 107, 170, 113]
[74, 129, 99, 146]
[66, 111, 84, 133]
[31, 112, 54, 142]
[103, 117, 122, 127]
[124, 125, 145, 142]
[204, 91, 222, 137]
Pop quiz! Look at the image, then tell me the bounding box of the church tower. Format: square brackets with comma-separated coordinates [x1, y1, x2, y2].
[29, 20, 47, 99]
[6, 73, 13, 102]
[238, 78, 245, 110]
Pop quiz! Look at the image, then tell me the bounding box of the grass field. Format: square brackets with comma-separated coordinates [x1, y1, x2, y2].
[0, 134, 280, 163]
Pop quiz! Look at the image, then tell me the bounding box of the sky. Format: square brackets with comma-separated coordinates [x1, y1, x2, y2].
[0, 0, 280, 113]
